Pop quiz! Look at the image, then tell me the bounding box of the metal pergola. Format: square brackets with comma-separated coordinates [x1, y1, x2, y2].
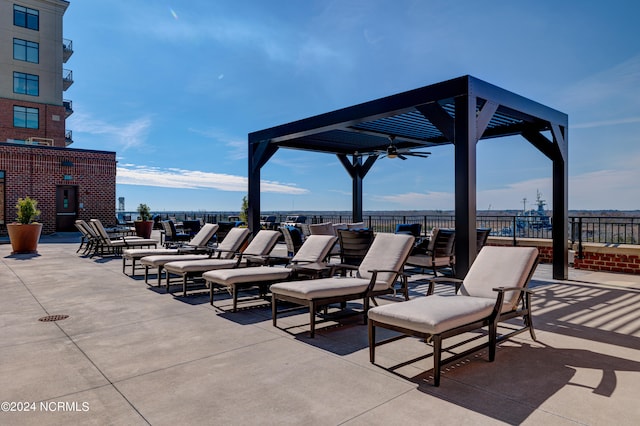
[248, 75, 568, 279]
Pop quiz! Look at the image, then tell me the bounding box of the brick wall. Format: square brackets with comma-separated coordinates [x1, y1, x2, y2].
[0, 143, 116, 234]
[572, 244, 640, 275]
[487, 236, 640, 275]
[0, 98, 66, 147]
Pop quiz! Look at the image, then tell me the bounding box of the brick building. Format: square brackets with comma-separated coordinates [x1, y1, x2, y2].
[0, 0, 116, 234]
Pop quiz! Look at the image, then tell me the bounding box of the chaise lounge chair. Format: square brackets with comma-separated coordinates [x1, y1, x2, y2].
[271, 233, 415, 337]
[140, 227, 249, 289]
[162, 229, 280, 296]
[203, 234, 338, 312]
[368, 246, 539, 386]
[122, 223, 219, 276]
[89, 219, 157, 257]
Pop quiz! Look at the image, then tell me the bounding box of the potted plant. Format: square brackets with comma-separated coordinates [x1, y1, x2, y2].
[134, 203, 153, 238]
[7, 196, 43, 254]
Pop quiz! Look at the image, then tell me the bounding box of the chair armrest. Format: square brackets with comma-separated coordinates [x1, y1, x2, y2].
[428, 276, 462, 295]
[492, 286, 535, 294]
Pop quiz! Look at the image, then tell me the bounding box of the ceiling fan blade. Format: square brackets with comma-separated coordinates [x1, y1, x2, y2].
[398, 154, 408, 160]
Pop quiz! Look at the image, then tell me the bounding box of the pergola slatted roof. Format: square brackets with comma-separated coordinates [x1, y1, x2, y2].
[248, 75, 568, 279]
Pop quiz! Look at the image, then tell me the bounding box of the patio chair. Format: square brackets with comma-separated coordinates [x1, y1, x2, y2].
[160, 220, 190, 247]
[271, 233, 415, 337]
[336, 228, 374, 269]
[75, 219, 99, 255]
[368, 246, 539, 386]
[476, 227, 491, 253]
[163, 228, 280, 296]
[203, 235, 338, 312]
[140, 226, 247, 287]
[281, 225, 304, 257]
[89, 219, 157, 257]
[406, 228, 456, 276]
[122, 223, 218, 277]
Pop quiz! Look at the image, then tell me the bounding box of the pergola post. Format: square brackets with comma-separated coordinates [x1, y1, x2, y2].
[248, 139, 278, 235]
[552, 125, 569, 280]
[337, 154, 377, 223]
[453, 94, 477, 279]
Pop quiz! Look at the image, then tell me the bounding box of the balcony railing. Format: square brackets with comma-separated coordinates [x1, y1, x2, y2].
[65, 130, 73, 146]
[63, 99, 73, 117]
[63, 69, 73, 90]
[63, 38, 73, 62]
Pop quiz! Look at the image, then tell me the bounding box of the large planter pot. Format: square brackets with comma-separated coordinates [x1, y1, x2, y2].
[134, 221, 154, 239]
[7, 223, 43, 254]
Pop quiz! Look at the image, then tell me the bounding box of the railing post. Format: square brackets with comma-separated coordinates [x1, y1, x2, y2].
[578, 217, 584, 259]
[512, 216, 517, 246]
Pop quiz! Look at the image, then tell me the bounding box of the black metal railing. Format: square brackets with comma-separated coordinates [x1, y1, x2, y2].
[116, 211, 640, 255]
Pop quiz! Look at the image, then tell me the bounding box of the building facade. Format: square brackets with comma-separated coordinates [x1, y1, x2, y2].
[0, 0, 116, 234]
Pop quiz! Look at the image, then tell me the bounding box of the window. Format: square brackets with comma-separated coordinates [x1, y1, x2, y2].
[14, 5, 39, 30]
[14, 72, 39, 96]
[13, 106, 39, 129]
[13, 38, 39, 63]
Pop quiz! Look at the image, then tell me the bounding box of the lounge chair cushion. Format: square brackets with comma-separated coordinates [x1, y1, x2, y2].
[124, 248, 179, 259]
[271, 277, 373, 300]
[458, 246, 538, 311]
[368, 294, 496, 335]
[164, 258, 237, 273]
[347, 222, 366, 229]
[203, 266, 292, 285]
[309, 222, 335, 236]
[358, 233, 414, 285]
[140, 254, 210, 267]
[188, 223, 219, 247]
[291, 235, 337, 263]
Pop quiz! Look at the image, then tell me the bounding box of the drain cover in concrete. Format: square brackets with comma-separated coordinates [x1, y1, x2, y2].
[38, 315, 69, 322]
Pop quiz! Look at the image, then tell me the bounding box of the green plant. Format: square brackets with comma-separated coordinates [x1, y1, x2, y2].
[240, 196, 249, 224]
[15, 196, 41, 224]
[137, 203, 152, 221]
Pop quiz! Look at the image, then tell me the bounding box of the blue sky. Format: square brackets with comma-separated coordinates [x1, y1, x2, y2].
[64, 0, 640, 213]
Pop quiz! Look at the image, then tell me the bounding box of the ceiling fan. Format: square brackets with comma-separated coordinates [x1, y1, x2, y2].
[374, 136, 431, 160]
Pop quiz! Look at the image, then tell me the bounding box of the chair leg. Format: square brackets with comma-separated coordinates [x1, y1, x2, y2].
[209, 281, 215, 305]
[144, 266, 149, 285]
[122, 257, 126, 274]
[309, 301, 316, 338]
[182, 274, 188, 297]
[488, 318, 498, 362]
[131, 258, 137, 276]
[368, 320, 376, 363]
[232, 285, 238, 312]
[272, 295, 278, 326]
[432, 334, 442, 387]
[157, 267, 163, 287]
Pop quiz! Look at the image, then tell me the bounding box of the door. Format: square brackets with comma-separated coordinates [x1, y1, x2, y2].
[56, 185, 77, 232]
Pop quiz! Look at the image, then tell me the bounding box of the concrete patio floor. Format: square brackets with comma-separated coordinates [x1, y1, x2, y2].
[1, 233, 639, 425]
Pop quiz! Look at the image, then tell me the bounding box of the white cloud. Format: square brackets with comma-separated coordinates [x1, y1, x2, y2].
[187, 128, 246, 160]
[117, 164, 308, 195]
[68, 112, 151, 150]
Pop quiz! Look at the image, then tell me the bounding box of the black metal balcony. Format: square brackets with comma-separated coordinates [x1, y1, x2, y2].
[63, 38, 73, 62]
[63, 99, 73, 117]
[65, 130, 73, 146]
[63, 69, 73, 91]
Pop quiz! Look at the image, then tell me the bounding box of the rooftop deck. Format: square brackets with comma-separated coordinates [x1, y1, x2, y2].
[1, 232, 639, 425]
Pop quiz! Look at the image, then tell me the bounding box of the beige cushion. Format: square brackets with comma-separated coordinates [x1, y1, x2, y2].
[309, 222, 335, 236]
[347, 222, 366, 229]
[216, 228, 251, 258]
[140, 254, 210, 267]
[358, 233, 414, 285]
[458, 246, 538, 311]
[291, 235, 337, 263]
[243, 230, 280, 256]
[164, 258, 237, 274]
[203, 266, 292, 286]
[406, 254, 451, 268]
[123, 248, 179, 259]
[332, 223, 348, 234]
[188, 223, 219, 247]
[368, 295, 496, 334]
[271, 277, 372, 300]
